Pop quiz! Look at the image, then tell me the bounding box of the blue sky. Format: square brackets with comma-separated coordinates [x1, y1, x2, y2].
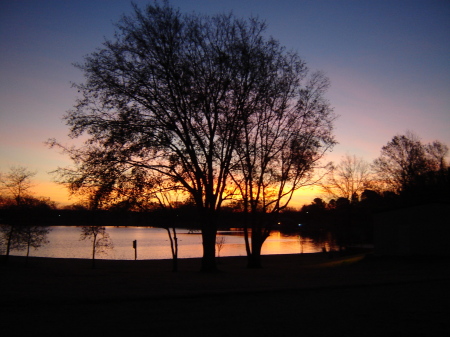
[1, 0, 449, 207]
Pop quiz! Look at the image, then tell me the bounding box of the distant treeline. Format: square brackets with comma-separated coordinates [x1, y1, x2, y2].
[0, 204, 248, 229]
[1, 161, 449, 251]
[1, 165, 449, 234]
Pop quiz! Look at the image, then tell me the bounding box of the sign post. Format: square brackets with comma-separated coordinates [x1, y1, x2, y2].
[133, 240, 137, 260]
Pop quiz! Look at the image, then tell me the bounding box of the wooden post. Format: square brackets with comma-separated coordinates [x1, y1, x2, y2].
[133, 240, 137, 260]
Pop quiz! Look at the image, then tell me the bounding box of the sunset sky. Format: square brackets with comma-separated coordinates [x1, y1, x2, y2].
[1, 0, 449, 208]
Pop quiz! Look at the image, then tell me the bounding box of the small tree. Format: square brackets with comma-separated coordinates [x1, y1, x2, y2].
[21, 225, 52, 262]
[321, 154, 373, 201]
[0, 234, 5, 255]
[425, 141, 448, 171]
[165, 226, 179, 271]
[53, 162, 185, 271]
[216, 235, 226, 259]
[0, 166, 36, 206]
[1, 166, 35, 245]
[0, 224, 26, 261]
[80, 225, 113, 268]
[0, 167, 53, 262]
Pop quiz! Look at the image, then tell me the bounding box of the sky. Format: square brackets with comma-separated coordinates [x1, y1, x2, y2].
[1, 0, 449, 208]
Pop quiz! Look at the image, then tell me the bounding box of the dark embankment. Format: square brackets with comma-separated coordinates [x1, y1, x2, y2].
[2, 253, 449, 336]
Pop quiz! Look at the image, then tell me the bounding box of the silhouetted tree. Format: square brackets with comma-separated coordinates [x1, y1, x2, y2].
[300, 198, 329, 227]
[0, 167, 53, 262]
[322, 154, 372, 201]
[0, 224, 26, 260]
[80, 225, 113, 268]
[0, 201, 54, 262]
[0, 166, 36, 206]
[231, 69, 336, 268]
[56, 163, 188, 271]
[21, 225, 51, 262]
[299, 198, 334, 249]
[401, 166, 450, 203]
[0, 233, 5, 255]
[151, 183, 188, 272]
[49, 1, 336, 271]
[216, 235, 226, 260]
[425, 141, 448, 171]
[360, 189, 382, 207]
[373, 131, 448, 194]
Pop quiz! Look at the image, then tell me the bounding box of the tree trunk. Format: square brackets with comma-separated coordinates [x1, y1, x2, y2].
[166, 227, 178, 272]
[246, 222, 272, 269]
[201, 219, 217, 272]
[25, 241, 31, 264]
[172, 256, 178, 273]
[247, 238, 263, 268]
[91, 236, 96, 269]
[4, 227, 13, 263]
[243, 223, 251, 256]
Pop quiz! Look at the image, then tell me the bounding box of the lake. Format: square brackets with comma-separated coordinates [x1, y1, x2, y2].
[11, 226, 333, 260]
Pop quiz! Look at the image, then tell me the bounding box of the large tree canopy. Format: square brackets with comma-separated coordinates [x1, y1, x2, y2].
[373, 131, 448, 194]
[51, 2, 336, 271]
[232, 70, 336, 267]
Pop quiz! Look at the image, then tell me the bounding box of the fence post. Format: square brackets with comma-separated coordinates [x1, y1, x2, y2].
[133, 240, 137, 260]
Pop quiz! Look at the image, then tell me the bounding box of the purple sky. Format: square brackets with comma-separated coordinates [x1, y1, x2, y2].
[1, 0, 449, 207]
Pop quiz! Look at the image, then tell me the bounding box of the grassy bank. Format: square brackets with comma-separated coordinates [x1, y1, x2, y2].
[2, 253, 449, 336]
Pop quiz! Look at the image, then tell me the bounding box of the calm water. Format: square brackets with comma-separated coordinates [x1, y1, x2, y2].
[11, 226, 330, 260]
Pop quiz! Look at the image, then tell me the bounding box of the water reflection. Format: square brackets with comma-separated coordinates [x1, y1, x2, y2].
[10, 226, 334, 260]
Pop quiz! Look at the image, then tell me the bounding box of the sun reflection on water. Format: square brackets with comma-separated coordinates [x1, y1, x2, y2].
[11, 226, 332, 260]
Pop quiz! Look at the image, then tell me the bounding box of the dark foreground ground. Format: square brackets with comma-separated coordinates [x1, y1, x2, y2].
[1, 253, 449, 337]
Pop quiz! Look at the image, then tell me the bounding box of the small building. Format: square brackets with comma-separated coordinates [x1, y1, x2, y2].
[373, 203, 450, 256]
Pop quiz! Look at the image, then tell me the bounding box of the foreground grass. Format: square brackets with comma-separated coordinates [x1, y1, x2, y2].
[2, 253, 449, 336]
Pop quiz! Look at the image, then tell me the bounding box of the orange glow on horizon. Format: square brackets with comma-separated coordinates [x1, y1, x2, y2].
[289, 185, 324, 209]
[31, 179, 322, 209]
[33, 180, 80, 206]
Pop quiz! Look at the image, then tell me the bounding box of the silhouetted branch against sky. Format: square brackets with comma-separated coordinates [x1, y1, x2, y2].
[43, 1, 340, 270]
[0, 0, 449, 208]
